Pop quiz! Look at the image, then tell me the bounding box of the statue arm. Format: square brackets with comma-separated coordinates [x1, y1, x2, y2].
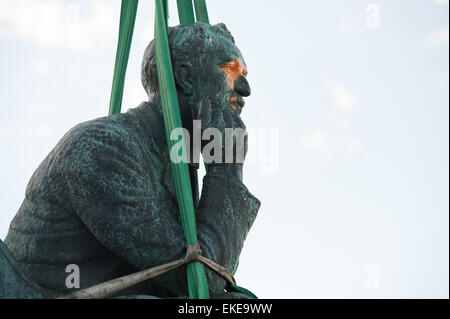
[195, 170, 260, 293]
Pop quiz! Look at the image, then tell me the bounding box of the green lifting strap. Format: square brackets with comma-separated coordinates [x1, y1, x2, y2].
[109, 0, 139, 116]
[154, 0, 210, 299]
[193, 0, 209, 23]
[177, 0, 195, 24]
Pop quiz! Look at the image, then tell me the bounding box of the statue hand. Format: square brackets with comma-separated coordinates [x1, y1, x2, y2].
[196, 99, 248, 179]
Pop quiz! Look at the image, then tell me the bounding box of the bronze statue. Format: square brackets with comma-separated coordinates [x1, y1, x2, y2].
[0, 23, 260, 299]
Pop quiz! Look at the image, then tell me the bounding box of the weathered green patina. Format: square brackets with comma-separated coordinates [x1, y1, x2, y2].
[0, 23, 259, 299]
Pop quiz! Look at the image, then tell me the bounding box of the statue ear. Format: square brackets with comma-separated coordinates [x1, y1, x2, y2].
[174, 62, 194, 96]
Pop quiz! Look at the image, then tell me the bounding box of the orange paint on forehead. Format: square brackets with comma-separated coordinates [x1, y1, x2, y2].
[220, 59, 247, 90]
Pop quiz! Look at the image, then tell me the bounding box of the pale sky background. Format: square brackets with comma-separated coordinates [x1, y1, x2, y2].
[0, 0, 448, 298]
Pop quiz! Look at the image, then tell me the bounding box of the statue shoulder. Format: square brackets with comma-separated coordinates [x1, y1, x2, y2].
[56, 114, 141, 158]
[45, 114, 146, 183]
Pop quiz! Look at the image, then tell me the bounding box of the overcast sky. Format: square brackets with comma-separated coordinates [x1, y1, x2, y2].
[0, 0, 448, 298]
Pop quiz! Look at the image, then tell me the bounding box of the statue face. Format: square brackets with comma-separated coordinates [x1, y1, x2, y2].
[193, 37, 251, 116]
[220, 58, 249, 111]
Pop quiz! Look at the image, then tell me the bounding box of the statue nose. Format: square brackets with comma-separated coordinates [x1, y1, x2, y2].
[234, 75, 251, 97]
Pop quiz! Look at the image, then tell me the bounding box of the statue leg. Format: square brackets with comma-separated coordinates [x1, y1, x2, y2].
[0, 240, 49, 299]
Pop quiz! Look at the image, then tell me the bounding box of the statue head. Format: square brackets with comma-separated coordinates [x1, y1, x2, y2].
[142, 23, 251, 125]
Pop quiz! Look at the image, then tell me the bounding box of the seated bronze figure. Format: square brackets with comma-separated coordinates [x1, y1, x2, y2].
[0, 23, 260, 299]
